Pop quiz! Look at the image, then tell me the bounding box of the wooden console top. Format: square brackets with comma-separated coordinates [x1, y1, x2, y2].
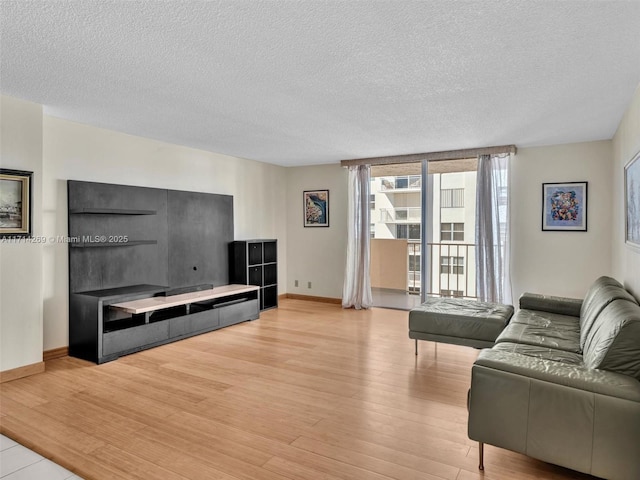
[110, 284, 260, 314]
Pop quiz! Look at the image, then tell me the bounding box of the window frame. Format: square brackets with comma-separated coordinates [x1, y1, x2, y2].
[440, 222, 464, 242]
[440, 256, 464, 275]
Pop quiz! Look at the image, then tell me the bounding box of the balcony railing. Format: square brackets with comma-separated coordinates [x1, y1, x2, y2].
[370, 239, 477, 299]
[408, 242, 477, 299]
[378, 176, 422, 191]
[379, 207, 421, 223]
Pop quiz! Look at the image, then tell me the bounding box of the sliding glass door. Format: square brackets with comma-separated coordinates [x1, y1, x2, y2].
[369, 158, 479, 310]
[369, 163, 423, 309]
[425, 158, 479, 301]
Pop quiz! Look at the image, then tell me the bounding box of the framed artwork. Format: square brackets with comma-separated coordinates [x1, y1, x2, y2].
[304, 190, 329, 227]
[0, 169, 33, 238]
[625, 150, 640, 248]
[542, 181, 588, 232]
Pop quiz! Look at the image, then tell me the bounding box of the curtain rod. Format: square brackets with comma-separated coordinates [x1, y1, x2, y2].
[340, 145, 517, 167]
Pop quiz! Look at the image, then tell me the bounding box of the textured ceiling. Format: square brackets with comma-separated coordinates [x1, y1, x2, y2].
[1, 1, 639, 167]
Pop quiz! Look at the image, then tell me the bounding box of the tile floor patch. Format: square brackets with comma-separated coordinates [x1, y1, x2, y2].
[2, 459, 74, 480]
[0, 435, 83, 480]
[0, 436, 18, 451]
[0, 445, 44, 477]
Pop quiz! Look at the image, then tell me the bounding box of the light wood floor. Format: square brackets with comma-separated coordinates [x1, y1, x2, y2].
[1, 299, 597, 480]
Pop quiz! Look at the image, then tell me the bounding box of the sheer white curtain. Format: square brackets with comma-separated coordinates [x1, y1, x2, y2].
[342, 164, 373, 309]
[475, 153, 512, 304]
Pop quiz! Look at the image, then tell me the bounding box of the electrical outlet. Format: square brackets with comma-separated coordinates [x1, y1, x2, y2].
[294, 280, 299, 287]
[308, 281, 312, 289]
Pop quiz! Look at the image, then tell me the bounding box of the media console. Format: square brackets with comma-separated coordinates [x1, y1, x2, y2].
[67, 180, 265, 364]
[70, 284, 260, 364]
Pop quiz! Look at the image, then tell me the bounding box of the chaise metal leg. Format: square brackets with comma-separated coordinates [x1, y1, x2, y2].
[415, 339, 418, 355]
[478, 442, 484, 470]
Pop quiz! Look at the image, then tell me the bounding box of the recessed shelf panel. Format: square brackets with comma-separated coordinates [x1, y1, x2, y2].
[70, 240, 158, 248]
[69, 208, 157, 215]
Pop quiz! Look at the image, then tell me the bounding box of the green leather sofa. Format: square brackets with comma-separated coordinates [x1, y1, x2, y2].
[468, 276, 640, 480]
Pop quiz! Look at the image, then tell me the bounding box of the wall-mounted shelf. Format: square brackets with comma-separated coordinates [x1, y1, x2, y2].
[69, 208, 157, 215]
[70, 240, 158, 248]
[77, 284, 168, 299]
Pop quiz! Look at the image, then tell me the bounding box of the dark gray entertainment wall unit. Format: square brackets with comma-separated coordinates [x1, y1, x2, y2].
[68, 180, 274, 364]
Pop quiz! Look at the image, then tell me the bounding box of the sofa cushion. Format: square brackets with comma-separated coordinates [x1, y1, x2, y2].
[474, 347, 640, 402]
[519, 293, 582, 317]
[582, 299, 640, 380]
[408, 297, 513, 343]
[579, 276, 638, 349]
[496, 309, 581, 353]
[510, 309, 580, 331]
[491, 341, 583, 365]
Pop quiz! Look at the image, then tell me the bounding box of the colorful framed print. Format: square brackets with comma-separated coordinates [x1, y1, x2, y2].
[542, 181, 587, 232]
[0, 169, 33, 238]
[303, 190, 329, 227]
[625, 150, 640, 248]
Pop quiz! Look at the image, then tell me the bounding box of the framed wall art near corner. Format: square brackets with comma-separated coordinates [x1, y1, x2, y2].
[625, 150, 640, 248]
[304, 189, 329, 227]
[0, 168, 33, 238]
[542, 181, 588, 232]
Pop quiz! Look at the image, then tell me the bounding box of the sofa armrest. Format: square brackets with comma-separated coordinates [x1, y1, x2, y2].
[469, 350, 640, 478]
[474, 348, 640, 401]
[519, 292, 583, 317]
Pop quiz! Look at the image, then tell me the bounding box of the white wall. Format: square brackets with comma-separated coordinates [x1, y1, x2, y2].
[0, 96, 44, 371]
[612, 83, 640, 298]
[42, 116, 287, 350]
[511, 141, 613, 300]
[286, 141, 612, 301]
[286, 142, 616, 304]
[286, 164, 347, 299]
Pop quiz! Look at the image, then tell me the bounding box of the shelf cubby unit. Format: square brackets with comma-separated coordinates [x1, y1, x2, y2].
[229, 239, 278, 310]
